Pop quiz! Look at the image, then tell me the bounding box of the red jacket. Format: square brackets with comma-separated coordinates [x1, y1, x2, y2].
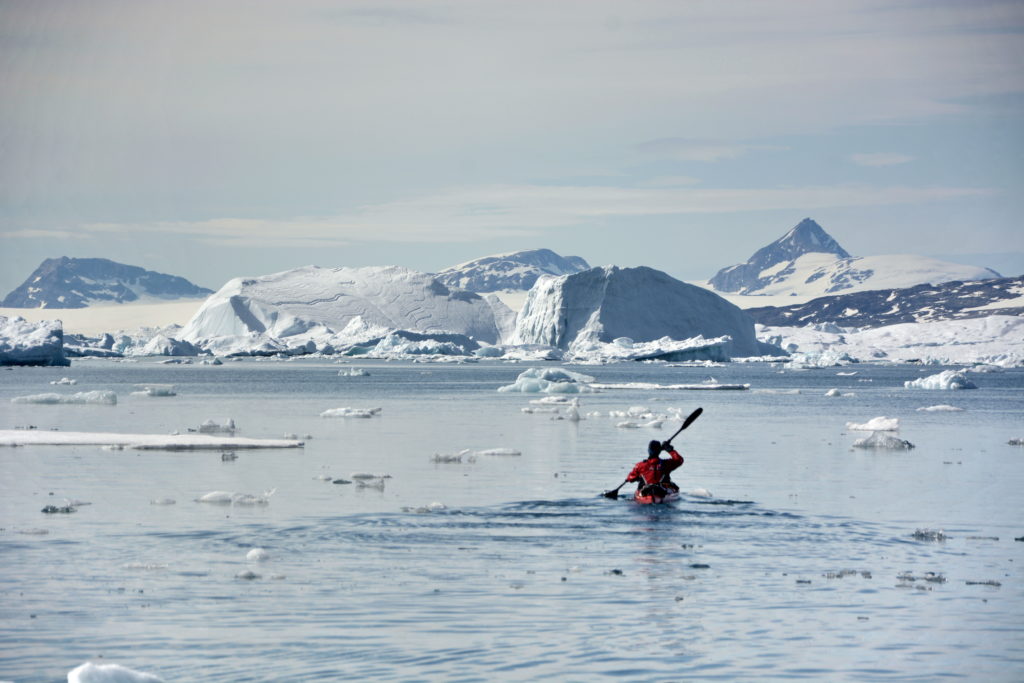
[626, 449, 683, 486]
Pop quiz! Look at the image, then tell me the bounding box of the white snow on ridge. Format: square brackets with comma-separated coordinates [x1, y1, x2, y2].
[758, 315, 1024, 366]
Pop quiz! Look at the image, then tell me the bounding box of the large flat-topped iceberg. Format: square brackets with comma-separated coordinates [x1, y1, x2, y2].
[0, 315, 69, 366]
[181, 265, 503, 347]
[510, 266, 770, 359]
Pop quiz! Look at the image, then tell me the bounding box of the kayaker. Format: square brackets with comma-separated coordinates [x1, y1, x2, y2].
[626, 440, 683, 496]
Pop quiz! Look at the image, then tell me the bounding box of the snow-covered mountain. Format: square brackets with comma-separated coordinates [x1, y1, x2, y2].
[2, 257, 213, 309]
[180, 265, 508, 348]
[511, 266, 775, 358]
[708, 218, 1000, 297]
[746, 275, 1024, 328]
[436, 248, 590, 293]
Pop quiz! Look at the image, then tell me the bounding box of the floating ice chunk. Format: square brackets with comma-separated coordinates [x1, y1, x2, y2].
[197, 418, 235, 434]
[825, 388, 841, 397]
[338, 367, 370, 377]
[150, 498, 176, 505]
[11, 390, 117, 405]
[246, 548, 270, 561]
[616, 419, 663, 429]
[50, 377, 77, 385]
[836, 371, 858, 376]
[0, 316, 68, 367]
[566, 399, 582, 422]
[403, 501, 448, 513]
[320, 407, 382, 418]
[122, 562, 168, 570]
[235, 570, 260, 580]
[917, 404, 964, 412]
[910, 529, 948, 542]
[592, 382, 749, 391]
[68, 661, 165, 683]
[529, 396, 573, 405]
[132, 384, 177, 397]
[497, 367, 596, 394]
[846, 416, 900, 432]
[852, 432, 915, 449]
[431, 452, 466, 463]
[688, 488, 713, 498]
[0, 429, 301, 450]
[475, 448, 522, 456]
[196, 489, 276, 505]
[521, 406, 559, 414]
[1008, 438, 1023, 446]
[351, 472, 392, 480]
[904, 370, 977, 390]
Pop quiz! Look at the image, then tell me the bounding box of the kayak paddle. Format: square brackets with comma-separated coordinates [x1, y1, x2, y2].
[602, 406, 703, 500]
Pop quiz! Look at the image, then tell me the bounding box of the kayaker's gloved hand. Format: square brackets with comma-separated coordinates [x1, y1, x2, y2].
[661, 441, 673, 451]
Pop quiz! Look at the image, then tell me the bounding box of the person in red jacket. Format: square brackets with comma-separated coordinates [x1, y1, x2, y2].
[627, 440, 683, 497]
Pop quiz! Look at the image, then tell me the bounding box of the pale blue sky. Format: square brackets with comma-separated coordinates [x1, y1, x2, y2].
[2, 0, 1022, 293]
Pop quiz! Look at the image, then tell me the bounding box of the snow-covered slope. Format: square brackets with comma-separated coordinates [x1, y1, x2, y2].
[180, 265, 504, 346]
[436, 248, 589, 293]
[747, 275, 1024, 328]
[510, 266, 772, 358]
[2, 257, 213, 309]
[709, 218, 999, 297]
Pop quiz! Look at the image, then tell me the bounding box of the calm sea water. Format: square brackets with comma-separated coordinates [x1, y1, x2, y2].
[1, 359, 1022, 681]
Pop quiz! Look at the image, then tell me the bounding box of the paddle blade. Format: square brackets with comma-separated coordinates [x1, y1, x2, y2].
[682, 407, 703, 430]
[603, 489, 619, 500]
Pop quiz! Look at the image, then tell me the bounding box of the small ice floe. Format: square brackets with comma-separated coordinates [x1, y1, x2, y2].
[351, 472, 392, 480]
[897, 571, 946, 583]
[616, 419, 663, 429]
[825, 388, 841, 397]
[221, 451, 237, 461]
[41, 504, 76, 514]
[122, 562, 168, 571]
[12, 390, 117, 405]
[521, 406, 559, 414]
[836, 371, 858, 376]
[102, 444, 125, 451]
[753, 388, 801, 395]
[131, 384, 177, 397]
[474, 448, 521, 457]
[846, 416, 900, 432]
[338, 367, 370, 377]
[431, 450, 469, 464]
[497, 367, 597, 394]
[687, 488, 713, 498]
[150, 498, 176, 505]
[235, 570, 260, 580]
[965, 580, 1001, 587]
[17, 528, 49, 535]
[319, 407, 382, 418]
[852, 432, 915, 450]
[159, 358, 192, 365]
[823, 569, 871, 579]
[565, 399, 582, 422]
[904, 370, 977, 390]
[68, 661, 165, 683]
[911, 528, 948, 542]
[195, 489, 276, 505]
[917, 404, 965, 412]
[197, 418, 236, 434]
[529, 396, 573, 405]
[402, 502, 447, 513]
[200, 357, 223, 365]
[1008, 438, 1023, 446]
[50, 377, 77, 385]
[246, 548, 270, 562]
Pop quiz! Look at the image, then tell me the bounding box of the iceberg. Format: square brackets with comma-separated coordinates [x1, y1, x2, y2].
[320, 407, 382, 418]
[11, 390, 117, 405]
[133, 384, 177, 397]
[0, 315, 69, 366]
[181, 265, 503, 355]
[567, 334, 734, 364]
[510, 266, 776, 359]
[904, 370, 978, 390]
[846, 416, 900, 432]
[197, 418, 236, 434]
[852, 432, 915, 450]
[917, 404, 964, 412]
[497, 367, 597, 394]
[138, 334, 202, 357]
[338, 367, 370, 377]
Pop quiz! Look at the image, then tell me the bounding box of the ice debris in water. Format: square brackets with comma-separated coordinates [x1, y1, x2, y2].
[197, 418, 235, 434]
[351, 472, 392, 480]
[522, 406, 559, 414]
[911, 528, 948, 541]
[122, 562, 168, 570]
[131, 384, 177, 397]
[195, 489, 276, 505]
[917, 404, 964, 412]
[221, 451, 237, 461]
[12, 390, 117, 405]
[246, 548, 270, 561]
[688, 488, 713, 498]
[846, 416, 900, 432]
[431, 450, 472, 463]
[616, 419, 663, 429]
[1007, 438, 1022, 446]
[474, 448, 522, 457]
[904, 370, 977, 390]
[68, 661, 165, 683]
[149, 498, 176, 505]
[852, 432, 915, 450]
[319, 407, 382, 418]
[497, 367, 596, 394]
[402, 502, 447, 513]
[235, 570, 260, 580]
[898, 571, 946, 583]
[338, 367, 370, 377]
[50, 377, 77, 385]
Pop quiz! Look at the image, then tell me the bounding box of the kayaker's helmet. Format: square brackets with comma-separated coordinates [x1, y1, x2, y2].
[647, 440, 662, 458]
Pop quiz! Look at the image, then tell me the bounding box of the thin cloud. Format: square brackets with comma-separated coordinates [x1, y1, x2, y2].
[81, 183, 993, 246]
[851, 153, 915, 167]
[635, 138, 786, 162]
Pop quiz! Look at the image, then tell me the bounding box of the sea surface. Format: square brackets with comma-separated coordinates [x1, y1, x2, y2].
[1, 359, 1022, 681]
